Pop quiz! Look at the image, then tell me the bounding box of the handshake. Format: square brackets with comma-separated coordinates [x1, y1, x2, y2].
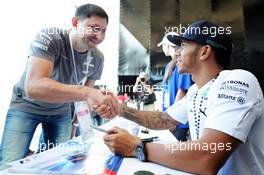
[85, 88, 142, 157]
[86, 88, 122, 119]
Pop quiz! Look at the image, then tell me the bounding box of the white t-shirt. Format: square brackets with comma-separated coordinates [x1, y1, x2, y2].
[167, 69, 264, 175]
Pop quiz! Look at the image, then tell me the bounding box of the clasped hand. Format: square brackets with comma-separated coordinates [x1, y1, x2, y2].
[90, 90, 120, 119]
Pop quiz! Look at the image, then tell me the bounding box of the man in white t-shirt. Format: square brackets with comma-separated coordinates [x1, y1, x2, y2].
[96, 20, 264, 175]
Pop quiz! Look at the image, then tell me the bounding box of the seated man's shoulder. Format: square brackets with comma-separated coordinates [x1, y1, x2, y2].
[220, 69, 259, 86]
[217, 69, 263, 102]
[231, 69, 254, 75]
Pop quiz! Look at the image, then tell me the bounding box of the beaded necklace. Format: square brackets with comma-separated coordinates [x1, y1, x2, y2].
[192, 75, 219, 139]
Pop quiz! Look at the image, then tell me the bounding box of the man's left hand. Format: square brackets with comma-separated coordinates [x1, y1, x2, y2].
[103, 127, 141, 157]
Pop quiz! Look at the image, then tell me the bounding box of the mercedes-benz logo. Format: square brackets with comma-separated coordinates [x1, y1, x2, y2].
[237, 97, 245, 105]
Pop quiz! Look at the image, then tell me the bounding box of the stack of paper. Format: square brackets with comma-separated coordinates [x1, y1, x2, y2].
[7, 139, 123, 175]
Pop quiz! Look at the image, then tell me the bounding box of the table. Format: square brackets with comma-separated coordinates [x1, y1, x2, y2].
[0, 118, 192, 175]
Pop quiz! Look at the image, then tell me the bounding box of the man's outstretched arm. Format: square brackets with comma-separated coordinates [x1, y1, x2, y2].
[96, 103, 179, 130]
[146, 128, 241, 175]
[25, 56, 118, 116]
[104, 127, 241, 175]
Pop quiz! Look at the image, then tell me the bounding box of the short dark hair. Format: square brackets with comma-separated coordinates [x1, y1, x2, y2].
[196, 43, 231, 70]
[75, 4, 108, 23]
[212, 47, 231, 70]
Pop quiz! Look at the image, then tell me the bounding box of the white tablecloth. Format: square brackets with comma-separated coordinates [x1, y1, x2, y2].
[0, 117, 192, 175]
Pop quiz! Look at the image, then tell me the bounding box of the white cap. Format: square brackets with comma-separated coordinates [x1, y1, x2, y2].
[157, 32, 179, 47]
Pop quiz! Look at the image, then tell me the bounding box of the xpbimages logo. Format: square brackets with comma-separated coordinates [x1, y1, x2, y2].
[164, 24, 232, 37]
[41, 27, 102, 37]
[164, 141, 232, 154]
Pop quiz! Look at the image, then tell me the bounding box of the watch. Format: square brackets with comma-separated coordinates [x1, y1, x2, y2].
[135, 141, 147, 162]
[135, 138, 155, 162]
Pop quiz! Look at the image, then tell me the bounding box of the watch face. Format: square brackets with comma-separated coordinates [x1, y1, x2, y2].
[135, 144, 146, 161]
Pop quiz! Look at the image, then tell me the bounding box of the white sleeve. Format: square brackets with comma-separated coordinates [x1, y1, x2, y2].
[166, 95, 188, 125]
[204, 70, 262, 143]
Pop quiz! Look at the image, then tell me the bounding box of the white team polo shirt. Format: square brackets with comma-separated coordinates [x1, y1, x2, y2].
[167, 69, 264, 175]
